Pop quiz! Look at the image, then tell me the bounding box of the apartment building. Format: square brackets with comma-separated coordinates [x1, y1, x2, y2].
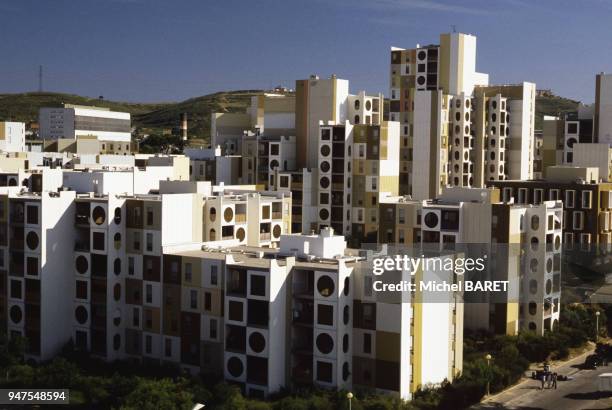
[2, 190, 76, 360]
[389, 33, 535, 199]
[211, 93, 295, 156]
[378, 187, 563, 336]
[315, 121, 400, 245]
[151, 228, 463, 400]
[0, 122, 26, 153]
[39, 105, 132, 145]
[489, 166, 612, 249]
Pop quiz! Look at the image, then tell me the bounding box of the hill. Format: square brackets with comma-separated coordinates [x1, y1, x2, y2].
[0, 90, 275, 144]
[535, 94, 580, 129]
[0, 90, 579, 145]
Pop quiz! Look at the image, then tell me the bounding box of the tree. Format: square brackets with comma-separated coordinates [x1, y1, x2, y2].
[121, 378, 194, 410]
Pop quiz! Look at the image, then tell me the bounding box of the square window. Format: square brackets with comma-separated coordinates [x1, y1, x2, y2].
[92, 232, 105, 251]
[316, 361, 333, 383]
[228, 300, 243, 322]
[250, 275, 266, 297]
[317, 304, 334, 326]
[10, 280, 21, 299]
[26, 205, 38, 225]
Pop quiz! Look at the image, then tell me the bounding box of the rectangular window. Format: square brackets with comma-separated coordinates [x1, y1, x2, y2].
[26, 257, 38, 276]
[26, 205, 38, 225]
[165, 339, 172, 357]
[133, 232, 140, 250]
[146, 207, 154, 226]
[209, 318, 217, 340]
[146, 284, 152, 304]
[211, 266, 218, 286]
[572, 211, 584, 230]
[582, 191, 592, 209]
[565, 190, 575, 208]
[10, 280, 21, 299]
[146, 233, 153, 252]
[518, 188, 528, 204]
[204, 292, 212, 311]
[185, 263, 192, 282]
[76, 280, 88, 299]
[363, 333, 372, 354]
[145, 335, 152, 354]
[534, 189, 543, 205]
[128, 257, 135, 275]
[133, 307, 139, 327]
[549, 189, 560, 201]
[190, 289, 198, 309]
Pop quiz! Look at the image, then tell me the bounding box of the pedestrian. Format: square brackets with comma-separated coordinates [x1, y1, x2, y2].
[552, 372, 557, 389]
[540, 373, 545, 390]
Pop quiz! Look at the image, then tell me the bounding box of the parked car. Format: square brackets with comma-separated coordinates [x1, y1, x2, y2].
[585, 354, 602, 369]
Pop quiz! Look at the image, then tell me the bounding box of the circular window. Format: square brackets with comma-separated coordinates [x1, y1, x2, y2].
[320, 161, 330, 173]
[531, 216, 539, 230]
[530, 237, 539, 251]
[236, 228, 246, 242]
[319, 209, 329, 220]
[546, 279, 552, 294]
[320, 145, 331, 157]
[546, 258, 553, 273]
[9, 305, 22, 324]
[316, 333, 334, 354]
[530, 258, 538, 273]
[465, 112, 470, 121]
[492, 100, 497, 109]
[224, 207, 234, 223]
[529, 322, 536, 331]
[113, 283, 121, 301]
[209, 229, 216, 241]
[75, 306, 88, 324]
[454, 138, 460, 147]
[209, 207, 216, 222]
[417, 76, 426, 86]
[464, 151, 469, 161]
[354, 115, 360, 124]
[320, 176, 330, 189]
[490, 152, 495, 160]
[464, 125, 469, 134]
[499, 165, 504, 174]
[273, 225, 281, 239]
[114, 258, 121, 275]
[465, 99, 470, 109]
[343, 305, 350, 325]
[270, 159, 279, 169]
[365, 100, 371, 111]
[455, 99, 461, 109]
[249, 332, 266, 353]
[424, 212, 439, 229]
[113, 334, 121, 351]
[114, 207, 121, 224]
[566, 137, 577, 148]
[76, 255, 88, 274]
[528, 302, 537, 315]
[491, 126, 496, 135]
[454, 164, 459, 173]
[454, 125, 461, 135]
[417, 50, 426, 60]
[342, 362, 350, 381]
[492, 113, 497, 122]
[114, 233, 121, 250]
[344, 277, 350, 296]
[92, 206, 106, 225]
[554, 235, 561, 251]
[529, 279, 538, 295]
[317, 275, 335, 297]
[26, 231, 39, 250]
[490, 138, 496, 147]
[113, 309, 121, 327]
[343, 334, 349, 353]
[227, 357, 243, 378]
[354, 100, 360, 110]
[455, 112, 460, 121]
[454, 150, 460, 160]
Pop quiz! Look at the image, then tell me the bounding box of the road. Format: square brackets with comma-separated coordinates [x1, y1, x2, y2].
[472, 350, 612, 410]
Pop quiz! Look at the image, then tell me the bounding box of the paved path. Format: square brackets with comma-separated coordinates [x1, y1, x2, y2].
[472, 349, 612, 410]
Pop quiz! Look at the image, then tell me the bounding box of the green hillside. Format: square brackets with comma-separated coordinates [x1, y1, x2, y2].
[0, 90, 276, 144]
[535, 94, 580, 129]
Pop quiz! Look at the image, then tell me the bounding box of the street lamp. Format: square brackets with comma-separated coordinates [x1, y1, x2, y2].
[346, 392, 353, 410]
[485, 354, 492, 397]
[596, 311, 601, 343]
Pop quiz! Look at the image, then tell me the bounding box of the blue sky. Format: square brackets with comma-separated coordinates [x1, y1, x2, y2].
[0, 0, 611, 103]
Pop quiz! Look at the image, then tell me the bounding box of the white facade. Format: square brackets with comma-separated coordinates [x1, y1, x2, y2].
[39, 106, 131, 142]
[0, 122, 26, 153]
